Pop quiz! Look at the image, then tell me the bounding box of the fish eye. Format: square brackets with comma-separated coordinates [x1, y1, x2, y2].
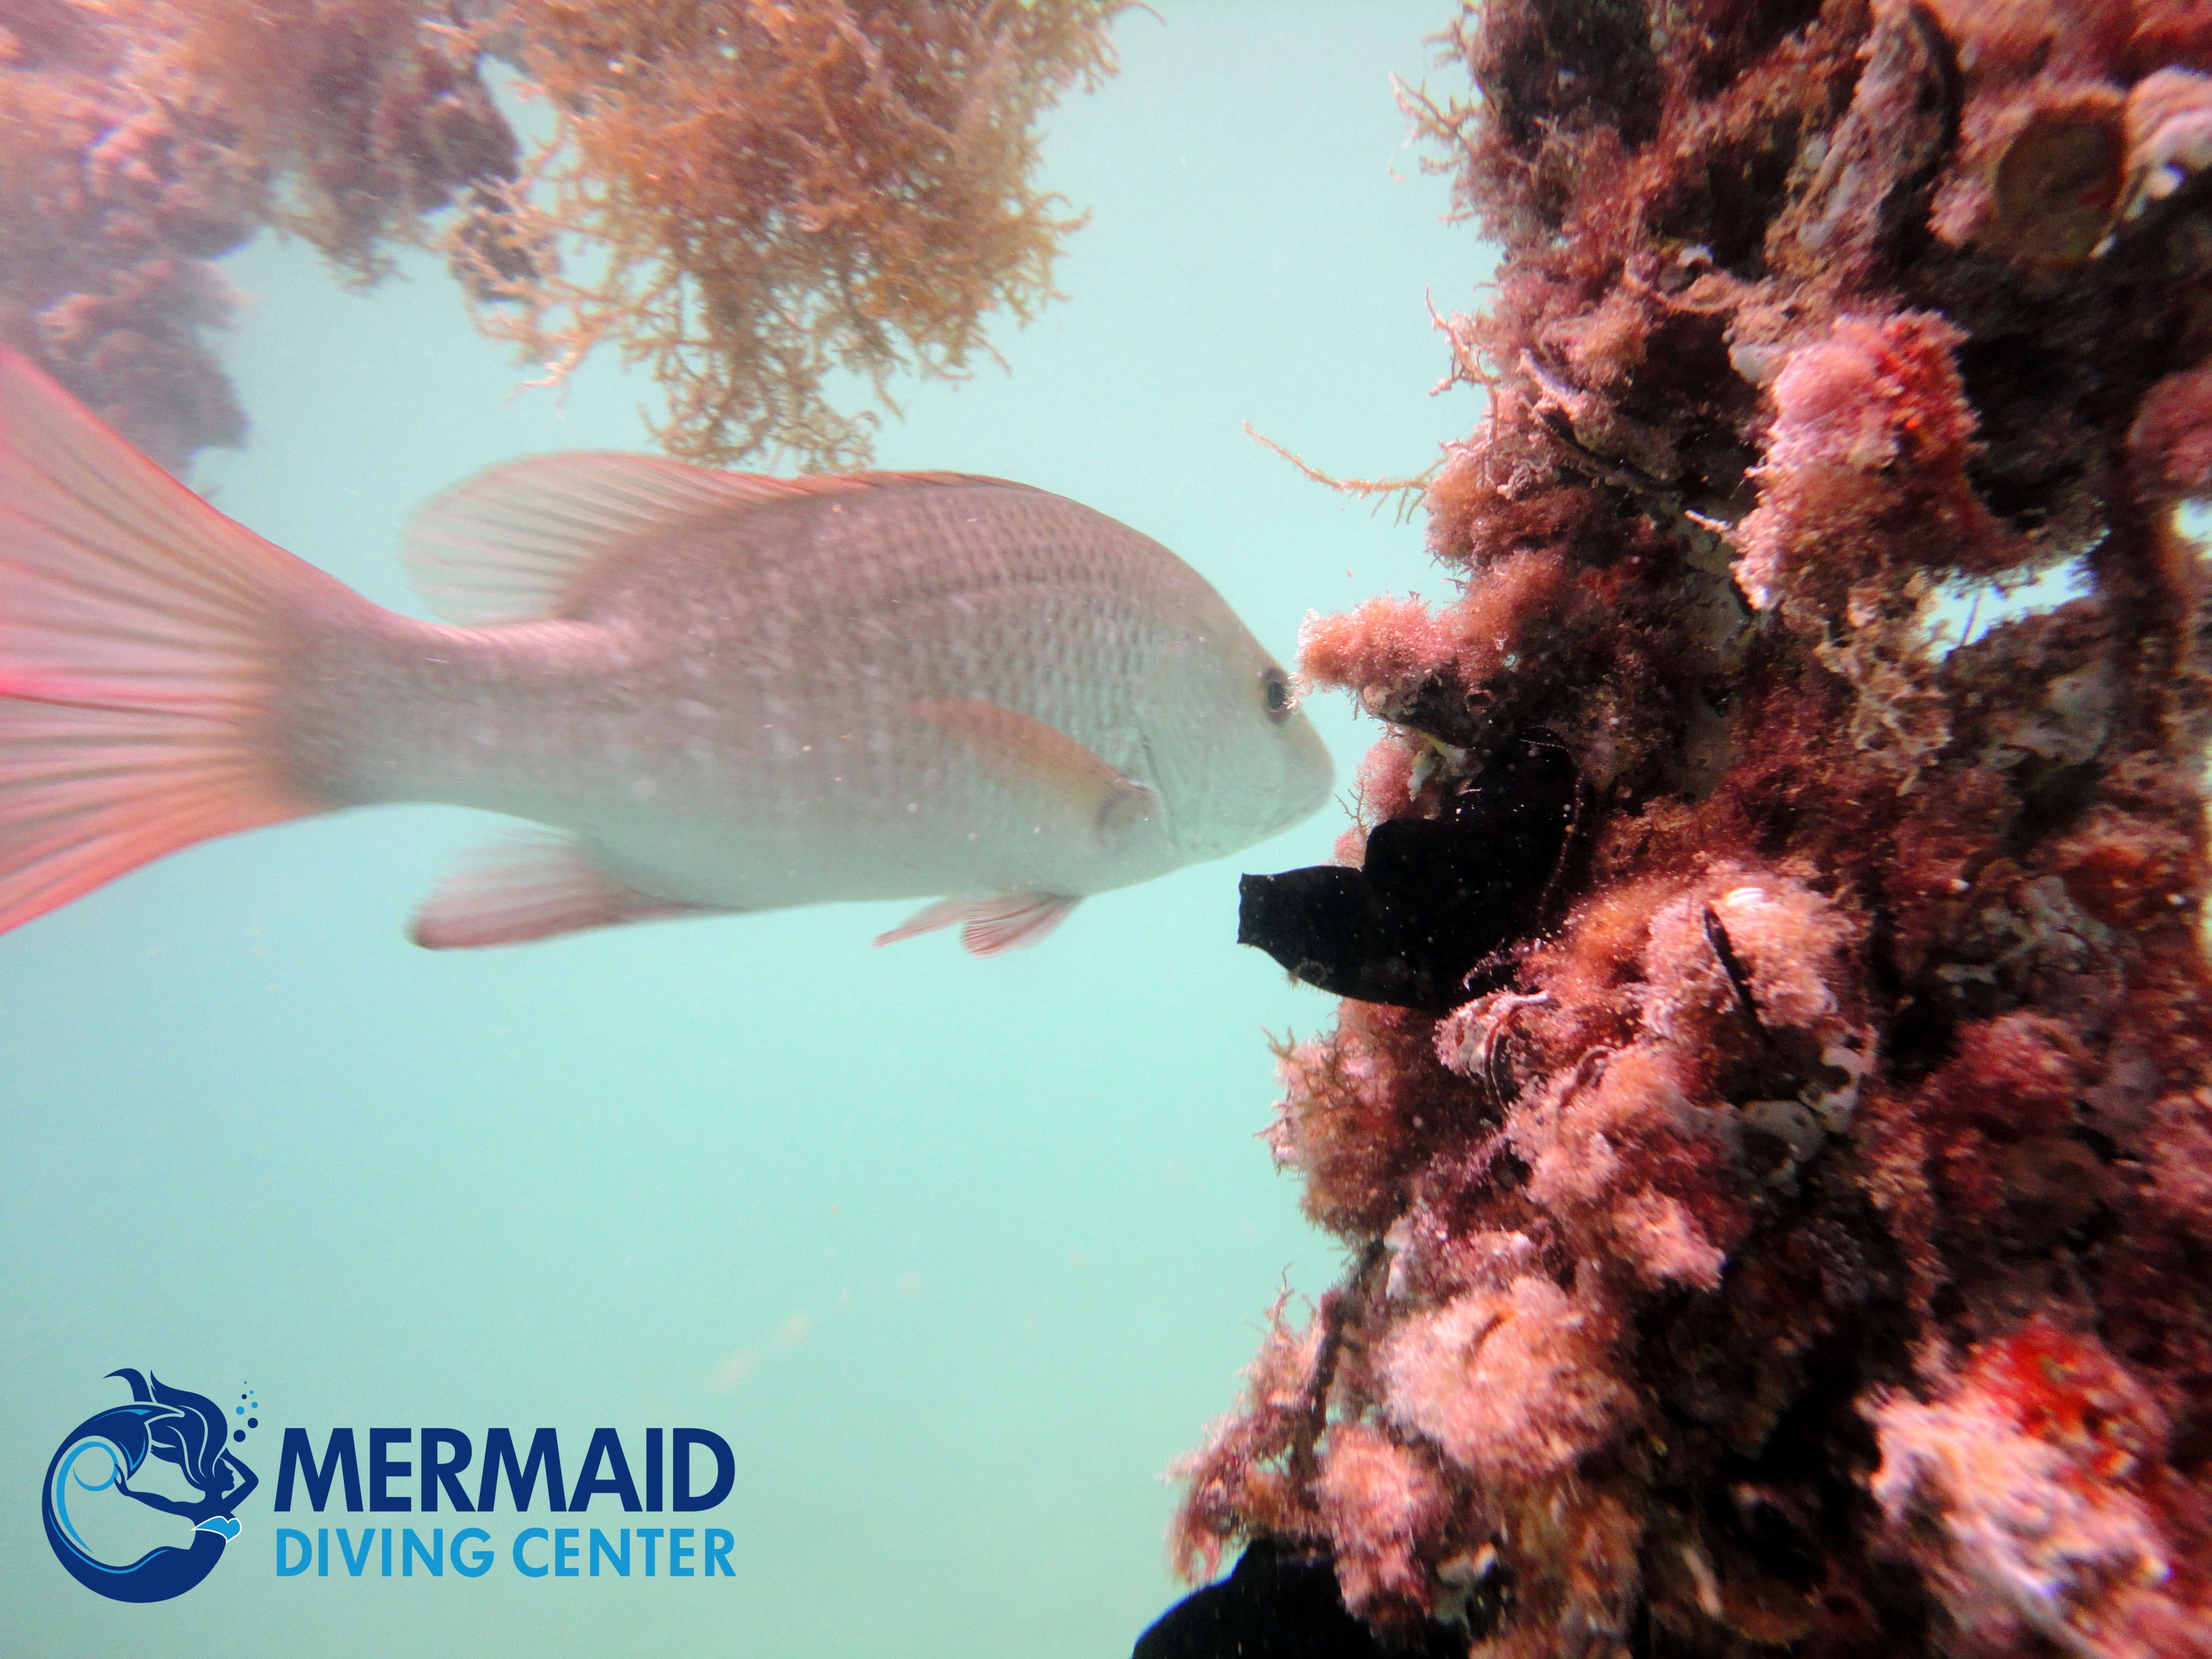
[1260, 666, 1295, 723]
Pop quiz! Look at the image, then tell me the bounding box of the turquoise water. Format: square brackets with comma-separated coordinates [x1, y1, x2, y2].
[2, 7, 1482, 1654]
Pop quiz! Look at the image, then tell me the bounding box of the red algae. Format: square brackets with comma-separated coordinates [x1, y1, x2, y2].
[1178, 1, 2212, 1652]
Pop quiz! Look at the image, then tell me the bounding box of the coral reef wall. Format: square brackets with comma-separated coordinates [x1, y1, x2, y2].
[1175, 3, 2212, 1655]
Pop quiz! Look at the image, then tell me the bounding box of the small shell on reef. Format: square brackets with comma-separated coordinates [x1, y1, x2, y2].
[1434, 990, 1552, 1083]
[1728, 338, 1789, 388]
[1430, 1542, 1504, 1629]
[1982, 88, 2127, 269]
[2122, 68, 2212, 221]
[1743, 1097, 1827, 1178]
[1738, 1031, 1874, 1184]
[1809, 1033, 1874, 1133]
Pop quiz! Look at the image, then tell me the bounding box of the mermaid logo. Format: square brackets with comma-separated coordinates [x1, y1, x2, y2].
[42, 1368, 261, 1603]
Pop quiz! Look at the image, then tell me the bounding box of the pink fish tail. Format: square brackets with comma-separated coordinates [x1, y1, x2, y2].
[0, 351, 339, 933]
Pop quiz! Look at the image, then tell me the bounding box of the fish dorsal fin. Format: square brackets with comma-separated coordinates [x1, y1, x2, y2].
[404, 453, 1010, 625]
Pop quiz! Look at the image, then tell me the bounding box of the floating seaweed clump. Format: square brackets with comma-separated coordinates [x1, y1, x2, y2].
[0, 0, 1128, 475]
[1173, 1, 2212, 1654]
[472, 0, 1136, 469]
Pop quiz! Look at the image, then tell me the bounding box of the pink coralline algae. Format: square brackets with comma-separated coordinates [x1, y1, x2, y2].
[1173, 1, 2212, 1654]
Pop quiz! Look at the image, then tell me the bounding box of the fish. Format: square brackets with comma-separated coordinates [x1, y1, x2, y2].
[0, 352, 1333, 953]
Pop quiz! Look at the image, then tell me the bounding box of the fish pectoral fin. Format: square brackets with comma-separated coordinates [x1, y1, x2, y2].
[874, 892, 1080, 956]
[909, 698, 1157, 843]
[411, 831, 719, 949]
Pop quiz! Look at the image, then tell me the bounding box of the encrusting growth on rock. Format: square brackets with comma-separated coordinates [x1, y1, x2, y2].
[1176, 1, 2212, 1653]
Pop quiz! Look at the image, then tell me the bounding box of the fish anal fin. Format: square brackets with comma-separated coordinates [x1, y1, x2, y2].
[411, 832, 717, 949]
[910, 698, 1157, 841]
[873, 896, 970, 949]
[405, 454, 1017, 625]
[874, 892, 1079, 956]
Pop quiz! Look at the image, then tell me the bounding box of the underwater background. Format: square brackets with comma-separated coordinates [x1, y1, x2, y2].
[1, 6, 1487, 1655]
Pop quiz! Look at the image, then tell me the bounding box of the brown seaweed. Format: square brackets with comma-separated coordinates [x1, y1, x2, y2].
[469, 0, 1134, 469]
